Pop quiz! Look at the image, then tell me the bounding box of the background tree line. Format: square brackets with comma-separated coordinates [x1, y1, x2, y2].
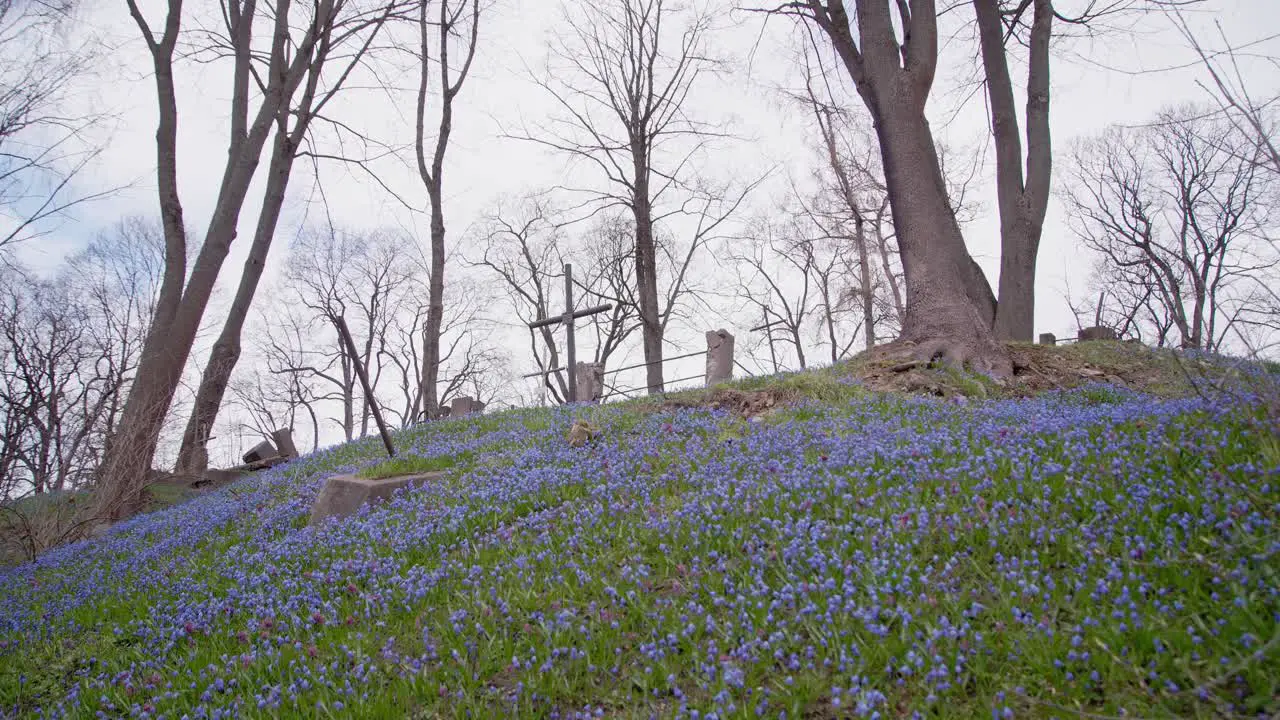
[0, 0, 1275, 525]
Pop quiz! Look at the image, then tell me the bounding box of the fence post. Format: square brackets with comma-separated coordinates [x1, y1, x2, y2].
[1038, 332, 1056, 346]
[705, 329, 735, 386]
[574, 362, 604, 403]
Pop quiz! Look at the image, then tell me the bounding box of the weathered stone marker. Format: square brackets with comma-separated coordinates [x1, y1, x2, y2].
[451, 396, 483, 417]
[1038, 333, 1056, 346]
[1079, 326, 1118, 341]
[705, 329, 735, 385]
[271, 428, 299, 459]
[574, 362, 604, 403]
[309, 471, 445, 526]
[242, 440, 278, 465]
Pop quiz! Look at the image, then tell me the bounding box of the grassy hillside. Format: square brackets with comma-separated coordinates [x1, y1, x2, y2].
[1, 347, 1277, 719]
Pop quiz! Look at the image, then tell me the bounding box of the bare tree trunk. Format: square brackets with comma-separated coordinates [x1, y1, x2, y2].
[415, 0, 479, 421]
[872, 206, 904, 323]
[97, 0, 332, 520]
[632, 156, 664, 393]
[796, 0, 1009, 375]
[175, 122, 297, 473]
[96, 0, 186, 521]
[420, 185, 445, 420]
[977, 0, 1053, 341]
[853, 219, 875, 349]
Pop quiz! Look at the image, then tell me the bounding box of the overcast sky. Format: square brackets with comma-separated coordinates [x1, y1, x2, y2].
[9, 0, 1279, 457]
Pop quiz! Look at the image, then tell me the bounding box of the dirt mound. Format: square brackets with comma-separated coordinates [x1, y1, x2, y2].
[662, 386, 784, 418]
[852, 340, 1194, 398]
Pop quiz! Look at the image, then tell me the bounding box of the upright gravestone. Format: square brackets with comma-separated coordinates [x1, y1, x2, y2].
[271, 428, 299, 459]
[451, 396, 480, 417]
[574, 362, 604, 403]
[705, 329, 735, 386]
[1079, 326, 1118, 342]
[1038, 333, 1057, 346]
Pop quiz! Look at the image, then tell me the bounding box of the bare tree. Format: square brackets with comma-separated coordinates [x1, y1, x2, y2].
[98, 0, 382, 520]
[255, 304, 326, 452]
[174, 0, 405, 473]
[783, 40, 909, 352]
[764, 1, 1011, 374]
[414, 0, 482, 421]
[1065, 105, 1275, 352]
[386, 266, 501, 424]
[517, 0, 739, 394]
[732, 217, 817, 370]
[281, 227, 416, 441]
[0, 0, 113, 252]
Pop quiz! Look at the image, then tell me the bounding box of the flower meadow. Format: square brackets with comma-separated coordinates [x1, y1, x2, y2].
[0, 381, 1277, 719]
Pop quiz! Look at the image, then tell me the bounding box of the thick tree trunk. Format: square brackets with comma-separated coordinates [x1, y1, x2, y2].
[809, 0, 1009, 375]
[976, 0, 1053, 341]
[877, 107, 1005, 370]
[632, 152, 664, 394]
[175, 125, 297, 473]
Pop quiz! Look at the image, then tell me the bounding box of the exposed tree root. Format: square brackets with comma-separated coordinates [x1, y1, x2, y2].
[872, 335, 1014, 380]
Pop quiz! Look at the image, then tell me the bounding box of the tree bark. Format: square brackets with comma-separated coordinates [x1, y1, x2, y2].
[415, 0, 479, 421]
[976, 0, 1053, 341]
[812, 0, 1010, 375]
[632, 151, 664, 393]
[175, 118, 299, 473]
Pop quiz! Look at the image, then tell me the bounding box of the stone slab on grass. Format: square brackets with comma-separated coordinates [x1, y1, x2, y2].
[309, 471, 444, 526]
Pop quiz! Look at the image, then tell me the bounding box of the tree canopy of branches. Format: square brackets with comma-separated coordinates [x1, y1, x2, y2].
[470, 197, 639, 404]
[1065, 105, 1276, 352]
[274, 226, 503, 439]
[0, 0, 111, 252]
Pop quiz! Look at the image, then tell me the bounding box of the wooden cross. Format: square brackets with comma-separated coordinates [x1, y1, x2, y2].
[528, 263, 612, 401]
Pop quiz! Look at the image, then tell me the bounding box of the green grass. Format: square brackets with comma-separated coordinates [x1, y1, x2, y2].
[357, 451, 470, 479]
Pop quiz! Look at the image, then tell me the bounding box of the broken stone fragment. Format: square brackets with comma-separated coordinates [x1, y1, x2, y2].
[566, 420, 597, 447]
[308, 472, 444, 526]
[242, 440, 278, 465]
[1079, 326, 1118, 341]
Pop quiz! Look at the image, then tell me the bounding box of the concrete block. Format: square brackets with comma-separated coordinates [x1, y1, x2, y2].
[1079, 326, 1118, 341]
[309, 471, 444, 526]
[271, 428, 299, 459]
